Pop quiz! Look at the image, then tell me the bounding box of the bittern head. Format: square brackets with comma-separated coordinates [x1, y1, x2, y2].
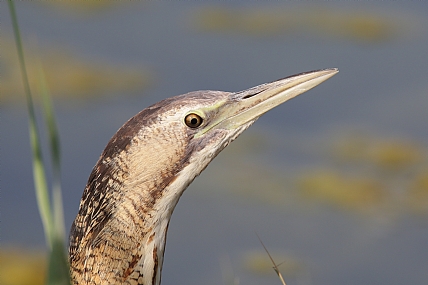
[69, 68, 338, 285]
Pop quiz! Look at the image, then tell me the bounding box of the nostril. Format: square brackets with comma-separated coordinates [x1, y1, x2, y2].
[241, 90, 263, 99]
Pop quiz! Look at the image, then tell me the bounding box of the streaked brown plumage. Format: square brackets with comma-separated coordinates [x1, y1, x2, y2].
[69, 69, 338, 285]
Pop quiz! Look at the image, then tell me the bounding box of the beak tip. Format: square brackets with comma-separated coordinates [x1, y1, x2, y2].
[325, 67, 339, 75]
[317, 68, 339, 82]
[330, 67, 339, 75]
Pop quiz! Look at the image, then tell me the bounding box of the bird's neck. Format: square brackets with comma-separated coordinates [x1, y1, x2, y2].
[106, 148, 208, 285]
[108, 140, 217, 285]
[70, 130, 216, 285]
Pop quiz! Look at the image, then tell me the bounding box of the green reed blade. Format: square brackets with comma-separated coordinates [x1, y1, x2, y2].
[8, 1, 70, 284]
[8, 0, 54, 247]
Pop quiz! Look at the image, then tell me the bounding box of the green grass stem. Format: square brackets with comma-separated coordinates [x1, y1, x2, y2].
[8, 0, 55, 247]
[39, 67, 66, 241]
[8, 1, 70, 284]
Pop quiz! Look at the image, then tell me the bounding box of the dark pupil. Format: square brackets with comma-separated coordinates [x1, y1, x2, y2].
[191, 118, 198, 125]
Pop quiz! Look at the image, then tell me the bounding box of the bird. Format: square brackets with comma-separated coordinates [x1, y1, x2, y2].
[69, 68, 338, 285]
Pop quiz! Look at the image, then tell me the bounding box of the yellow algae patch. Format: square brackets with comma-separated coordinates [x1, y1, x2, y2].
[242, 250, 303, 277]
[0, 247, 46, 285]
[298, 170, 385, 211]
[307, 133, 428, 215]
[192, 6, 406, 43]
[193, 7, 294, 36]
[333, 134, 424, 172]
[407, 170, 428, 213]
[41, 0, 121, 12]
[1, 37, 153, 104]
[368, 141, 423, 172]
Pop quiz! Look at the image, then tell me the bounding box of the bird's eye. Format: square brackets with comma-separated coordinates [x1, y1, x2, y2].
[184, 113, 203, 128]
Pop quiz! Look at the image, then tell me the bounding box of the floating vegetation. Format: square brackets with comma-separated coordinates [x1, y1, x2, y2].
[1, 37, 153, 104]
[298, 170, 385, 212]
[0, 248, 46, 285]
[38, 0, 126, 14]
[242, 250, 303, 277]
[192, 6, 407, 43]
[407, 169, 428, 213]
[334, 134, 424, 172]
[298, 133, 428, 215]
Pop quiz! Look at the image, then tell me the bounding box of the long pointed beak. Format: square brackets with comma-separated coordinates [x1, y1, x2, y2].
[217, 68, 338, 130]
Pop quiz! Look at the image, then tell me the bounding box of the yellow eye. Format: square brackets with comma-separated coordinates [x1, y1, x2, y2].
[185, 113, 203, 128]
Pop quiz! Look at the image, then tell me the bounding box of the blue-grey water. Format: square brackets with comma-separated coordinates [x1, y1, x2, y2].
[1, 2, 428, 285]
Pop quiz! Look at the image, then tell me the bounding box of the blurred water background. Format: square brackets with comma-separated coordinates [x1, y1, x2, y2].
[1, 1, 428, 285]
